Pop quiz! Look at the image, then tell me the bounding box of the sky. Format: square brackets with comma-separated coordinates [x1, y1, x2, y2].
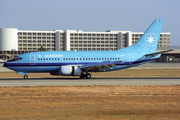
[0, 0, 180, 46]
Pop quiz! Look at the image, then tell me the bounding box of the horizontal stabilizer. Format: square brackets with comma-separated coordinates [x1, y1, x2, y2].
[145, 49, 173, 57]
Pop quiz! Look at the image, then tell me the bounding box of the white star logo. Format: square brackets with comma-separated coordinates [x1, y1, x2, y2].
[147, 36, 155, 44]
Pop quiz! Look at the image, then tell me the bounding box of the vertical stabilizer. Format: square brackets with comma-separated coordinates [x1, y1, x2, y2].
[133, 19, 163, 52]
[118, 19, 164, 53]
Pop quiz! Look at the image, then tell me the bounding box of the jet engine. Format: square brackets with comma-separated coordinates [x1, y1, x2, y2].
[50, 65, 82, 76]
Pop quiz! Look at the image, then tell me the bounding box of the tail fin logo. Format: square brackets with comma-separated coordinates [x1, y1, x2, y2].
[145, 33, 156, 46]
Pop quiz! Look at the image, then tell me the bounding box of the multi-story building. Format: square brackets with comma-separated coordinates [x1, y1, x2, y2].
[0, 28, 170, 52]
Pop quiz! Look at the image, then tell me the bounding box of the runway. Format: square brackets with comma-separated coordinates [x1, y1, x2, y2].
[0, 77, 180, 86]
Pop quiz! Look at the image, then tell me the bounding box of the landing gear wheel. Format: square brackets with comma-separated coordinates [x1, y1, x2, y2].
[24, 75, 28, 79]
[86, 73, 91, 79]
[79, 73, 85, 79]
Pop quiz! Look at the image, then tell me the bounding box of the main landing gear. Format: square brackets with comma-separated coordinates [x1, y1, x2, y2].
[79, 72, 91, 79]
[24, 75, 28, 79]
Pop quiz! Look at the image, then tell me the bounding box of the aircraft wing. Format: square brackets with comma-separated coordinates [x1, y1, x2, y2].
[145, 49, 173, 57]
[80, 61, 116, 72]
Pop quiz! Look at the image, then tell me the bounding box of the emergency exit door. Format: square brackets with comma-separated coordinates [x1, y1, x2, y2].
[30, 54, 36, 65]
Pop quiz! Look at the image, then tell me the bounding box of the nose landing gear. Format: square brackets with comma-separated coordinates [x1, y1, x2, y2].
[24, 75, 28, 79]
[17, 72, 28, 79]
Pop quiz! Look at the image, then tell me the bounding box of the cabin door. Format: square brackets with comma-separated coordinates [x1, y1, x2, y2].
[129, 53, 134, 64]
[30, 54, 36, 65]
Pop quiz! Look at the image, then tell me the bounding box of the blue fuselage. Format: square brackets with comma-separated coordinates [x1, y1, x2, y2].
[4, 18, 164, 78]
[4, 50, 159, 73]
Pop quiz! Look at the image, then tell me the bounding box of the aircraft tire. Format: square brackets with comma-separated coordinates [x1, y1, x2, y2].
[86, 73, 91, 79]
[24, 75, 28, 79]
[79, 73, 85, 79]
[79, 76, 84, 79]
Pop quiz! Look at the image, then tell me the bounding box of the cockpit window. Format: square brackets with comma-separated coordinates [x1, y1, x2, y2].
[7, 56, 22, 62]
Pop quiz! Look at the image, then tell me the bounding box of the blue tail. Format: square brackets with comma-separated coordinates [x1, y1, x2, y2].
[119, 19, 164, 53]
[133, 18, 163, 52]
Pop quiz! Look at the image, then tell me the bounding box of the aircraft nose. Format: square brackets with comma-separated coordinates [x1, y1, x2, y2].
[3, 62, 6, 67]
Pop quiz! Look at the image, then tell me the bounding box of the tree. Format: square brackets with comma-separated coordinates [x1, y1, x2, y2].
[38, 46, 47, 51]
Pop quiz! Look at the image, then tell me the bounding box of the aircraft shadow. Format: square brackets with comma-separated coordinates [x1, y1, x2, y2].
[0, 77, 180, 81]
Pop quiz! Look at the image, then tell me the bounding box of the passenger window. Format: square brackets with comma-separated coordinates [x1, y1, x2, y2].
[63, 58, 65, 60]
[115, 58, 117, 60]
[43, 58, 45, 60]
[58, 58, 59, 60]
[113, 58, 114, 60]
[118, 58, 120, 60]
[97, 58, 98, 60]
[80, 58, 82, 60]
[38, 58, 40, 60]
[94, 58, 96, 60]
[107, 58, 109, 60]
[66, 58, 68, 60]
[69, 58, 70, 60]
[49, 58, 51, 60]
[89, 58, 90, 60]
[86, 58, 87, 60]
[55, 58, 57, 60]
[41, 58, 42, 60]
[105, 58, 106, 60]
[102, 58, 104, 60]
[46, 58, 48, 60]
[91, 58, 93, 60]
[99, 58, 101, 60]
[83, 58, 85, 60]
[110, 58, 112, 60]
[71, 58, 73, 60]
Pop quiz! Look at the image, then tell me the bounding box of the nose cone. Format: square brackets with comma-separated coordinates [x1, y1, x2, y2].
[3, 62, 7, 67]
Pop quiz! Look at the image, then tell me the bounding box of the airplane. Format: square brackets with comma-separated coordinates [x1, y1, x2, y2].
[4, 18, 171, 79]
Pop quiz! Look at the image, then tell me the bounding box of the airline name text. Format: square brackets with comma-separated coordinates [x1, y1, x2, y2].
[45, 54, 64, 57]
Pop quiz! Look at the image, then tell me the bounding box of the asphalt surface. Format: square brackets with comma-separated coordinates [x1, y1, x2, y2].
[0, 77, 180, 86]
[0, 62, 180, 86]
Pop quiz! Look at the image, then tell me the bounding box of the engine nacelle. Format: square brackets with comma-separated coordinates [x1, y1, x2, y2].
[50, 65, 81, 76]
